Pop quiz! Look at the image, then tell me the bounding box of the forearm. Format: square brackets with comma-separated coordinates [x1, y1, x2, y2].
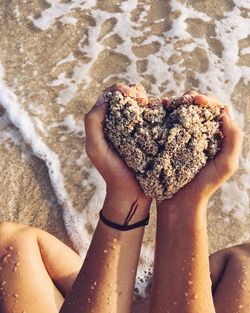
[149, 198, 215, 313]
[60, 192, 151, 313]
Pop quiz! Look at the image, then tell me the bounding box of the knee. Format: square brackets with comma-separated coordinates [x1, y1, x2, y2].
[226, 245, 250, 273]
[210, 244, 250, 290]
[229, 242, 250, 260]
[235, 242, 250, 257]
[0, 222, 39, 266]
[0, 221, 26, 234]
[0, 222, 32, 246]
[0, 221, 18, 235]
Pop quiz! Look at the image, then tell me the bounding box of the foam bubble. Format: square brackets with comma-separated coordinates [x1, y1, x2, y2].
[56, 52, 76, 67]
[28, 0, 97, 30]
[14, 5, 21, 18]
[233, 0, 250, 9]
[0, 112, 10, 131]
[60, 15, 78, 26]
[63, 115, 84, 135]
[221, 181, 249, 222]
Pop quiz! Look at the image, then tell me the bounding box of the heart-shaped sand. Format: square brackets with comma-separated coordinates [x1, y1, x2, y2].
[103, 84, 223, 201]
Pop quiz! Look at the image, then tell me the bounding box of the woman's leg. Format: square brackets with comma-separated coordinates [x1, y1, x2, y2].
[209, 242, 250, 313]
[0, 220, 149, 313]
[133, 242, 250, 313]
[3, 221, 250, 313]
[0, 222, 82, 313]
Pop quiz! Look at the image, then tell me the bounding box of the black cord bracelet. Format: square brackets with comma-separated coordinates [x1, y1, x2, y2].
[99, 209, 150, 231]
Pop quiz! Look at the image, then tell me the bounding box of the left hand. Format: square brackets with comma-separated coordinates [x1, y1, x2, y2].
[158, 93, 243, 209]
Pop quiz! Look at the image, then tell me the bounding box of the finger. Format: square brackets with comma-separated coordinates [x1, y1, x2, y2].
[194, 94, 210, 106]
[104, 83, 148, 105]
[84, 94, 128, 180]
[84, 94, 109, 158]
[216, 109, 243, 160]
[104, 83, 145, 97]
[104, 83, 124, 93]
[194, 94, 224, 108]
[224, 105, 234, 120]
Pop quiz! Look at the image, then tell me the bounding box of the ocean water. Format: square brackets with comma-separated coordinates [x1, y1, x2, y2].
[0, 0, 250, 296]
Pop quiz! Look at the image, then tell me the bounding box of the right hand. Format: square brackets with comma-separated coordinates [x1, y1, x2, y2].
[84, 91, 152, 214]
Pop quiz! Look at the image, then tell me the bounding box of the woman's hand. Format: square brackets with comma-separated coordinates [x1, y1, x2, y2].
[158, 93, 243, 210]
[150, 93, 242, 313]
[62, 89, 152, 313]
[84, 92, 152, 222]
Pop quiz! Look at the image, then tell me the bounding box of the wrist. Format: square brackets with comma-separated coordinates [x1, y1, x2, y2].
[156, 196, 208, 230]
[157, 191, 209, 211]
[102, 188, 152, 225]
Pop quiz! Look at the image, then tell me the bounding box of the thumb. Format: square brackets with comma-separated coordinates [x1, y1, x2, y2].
[84, 94, 109, 160]
[87, 94, 106, 118]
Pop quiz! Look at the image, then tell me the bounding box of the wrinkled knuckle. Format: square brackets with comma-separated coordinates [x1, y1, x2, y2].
[84, 141, 91, 154]
[232, 124, 243, 136]
[84, 110, 97, 125]
[85, 149, 92, 160]
[223, 161, 235, 174]
[85, 141, 95, 159]
[230, 160, 239, 173]
[84, 111, 92, 124]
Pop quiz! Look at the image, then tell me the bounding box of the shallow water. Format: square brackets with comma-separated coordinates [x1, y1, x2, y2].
[0, 0, 250, 296]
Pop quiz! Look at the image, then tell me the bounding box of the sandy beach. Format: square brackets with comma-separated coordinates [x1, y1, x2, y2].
[0, 0, 249, 295]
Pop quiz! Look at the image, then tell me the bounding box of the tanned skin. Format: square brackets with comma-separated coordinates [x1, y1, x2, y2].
[0, 89, 245, 313]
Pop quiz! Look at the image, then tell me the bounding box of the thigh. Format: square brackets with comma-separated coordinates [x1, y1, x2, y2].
[209, 242, 250, 313]
[0, 222, 82, 313]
